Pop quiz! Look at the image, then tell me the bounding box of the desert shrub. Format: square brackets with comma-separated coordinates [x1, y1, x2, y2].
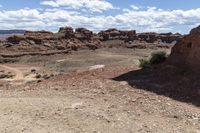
[35, 74, 41, 79]
[0, 73, 14, 79]
[150, 51, 167, 65]
[139, 59, 151, 68]
[31, 69, 36, 73]
[139, 51, 167, 68]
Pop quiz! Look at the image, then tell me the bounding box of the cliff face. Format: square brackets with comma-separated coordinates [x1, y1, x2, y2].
[168, 25, 200, 72]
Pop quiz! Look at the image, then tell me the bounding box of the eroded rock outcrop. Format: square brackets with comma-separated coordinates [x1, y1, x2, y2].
[157, 33, 182, 43]
[7, 35, 25, 44]
[74, 28, 93, 40]
[137, 32, 182, 43]
[24, 31, 54, 44]
[57, 27, 74, 39]
[2, 26, 183, 53]
[168, 25, 200, 72]
[98, 28, 137, 41]
[137, 33, 157, 43]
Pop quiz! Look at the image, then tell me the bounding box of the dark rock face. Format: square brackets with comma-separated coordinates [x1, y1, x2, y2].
[190, 25, 200, 35]
[158, 33, 182, 43]
[168, 25, 200, 72]
[105, 28, 121, 38]
[98, 29, 181, 43]
[98, 29, 137, 41]
[137, 32, 182, 43]
[137, 33, 157, 43]
[7, 35, 25, 44]
[58, 27, 74, 38]
[24, 31, 54, 44]
[75, 28, 93, 40]
[127, 30, 137, 41]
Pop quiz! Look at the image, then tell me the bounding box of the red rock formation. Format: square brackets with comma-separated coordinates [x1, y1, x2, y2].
[137, 32, 182, 43]
[57, 27, 74, 38]
[157, 33, 181, 43]
[7, 35, 25, 44]
[24, 31, 54, 44]
[137, 33, 157, 43]
[168, 25, 200, 72]
[25, 31, 54, 40]
[75, 28, 93, 40]
[98, 29, 137, 41]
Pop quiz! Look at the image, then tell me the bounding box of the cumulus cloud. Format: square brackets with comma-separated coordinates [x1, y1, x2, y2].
[1, 4, 200, 33]
[40, 0, 114, 13]
[130, 5, 141, 10]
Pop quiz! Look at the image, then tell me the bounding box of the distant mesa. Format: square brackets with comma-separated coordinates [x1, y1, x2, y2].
[0, 30, 26, 35]
[0, 30, 26, 40]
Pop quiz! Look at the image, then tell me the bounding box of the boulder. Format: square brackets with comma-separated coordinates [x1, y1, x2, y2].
[168, 25, 200, 72]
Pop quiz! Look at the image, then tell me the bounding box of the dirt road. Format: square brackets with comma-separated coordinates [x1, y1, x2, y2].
[0, 64, 24, 81]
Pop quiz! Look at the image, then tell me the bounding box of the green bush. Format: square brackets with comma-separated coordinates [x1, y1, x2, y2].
[35, 74, 41, 79]
[150, 51, 167, 65]
[139, 51, 167, 68]
[139, 59, 151, 68]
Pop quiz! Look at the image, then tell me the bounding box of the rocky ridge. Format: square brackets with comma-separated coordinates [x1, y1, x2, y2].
[0, 26, 183, 54]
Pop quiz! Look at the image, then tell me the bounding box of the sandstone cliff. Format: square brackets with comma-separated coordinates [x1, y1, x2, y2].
[168, 25, 200, 72]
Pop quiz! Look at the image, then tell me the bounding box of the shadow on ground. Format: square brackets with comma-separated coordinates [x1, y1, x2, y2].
[113, 64, 200, 107]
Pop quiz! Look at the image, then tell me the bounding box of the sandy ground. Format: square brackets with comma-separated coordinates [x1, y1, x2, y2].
[0, 48, 199, 133]
[0, 64, 24, 80]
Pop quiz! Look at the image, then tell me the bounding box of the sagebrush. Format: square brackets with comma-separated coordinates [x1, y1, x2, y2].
[139, 51, 167, 68]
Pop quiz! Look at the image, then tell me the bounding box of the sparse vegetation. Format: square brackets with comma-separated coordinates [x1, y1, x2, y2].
[0, 73, 14, 79]
[35, 74, 41, 79]
[31, 69, 36, 73]
[139, 51, 167, 68]
[150, 51, 167, 65]
[139, 59, 150, 68]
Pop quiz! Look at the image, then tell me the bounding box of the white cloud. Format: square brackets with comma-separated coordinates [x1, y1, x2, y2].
[130, 5, 141, 10]
[1, 5, 200, 33]
[41, 0, 114, 13]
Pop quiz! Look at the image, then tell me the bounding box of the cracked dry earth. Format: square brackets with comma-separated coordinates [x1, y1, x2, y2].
[0, 65, 199, 133]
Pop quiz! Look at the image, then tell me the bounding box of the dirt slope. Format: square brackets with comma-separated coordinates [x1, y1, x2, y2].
[0, 66, 199, 133]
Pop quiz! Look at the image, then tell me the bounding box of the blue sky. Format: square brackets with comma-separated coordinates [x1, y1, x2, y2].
[0, 0, 200, 33]
[1, 0, 200, 10]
